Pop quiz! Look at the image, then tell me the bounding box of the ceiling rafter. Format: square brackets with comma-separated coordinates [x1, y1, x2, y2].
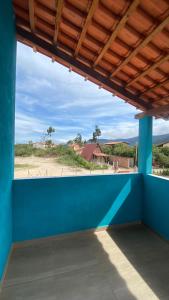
[61, 3, 167, 74]
[28, 0, 35, 33]
[128, 74, 169, 97]
[74, 0, 99, 57]
[126, 53, 169, 87]
[54, 0, 63, 46]
[76, 18, 159, 70]
[17, 26, 152, 111]
[15, 4, 167, 82]
[93, 0, 140, 67]
[93, 2, 165, 62]
[154, 96, 169, 104]
[14, 0, 169, 118]
[141, 78, 169, 96]
[135, 103, 169, 119]
[110, 14, 169, 78]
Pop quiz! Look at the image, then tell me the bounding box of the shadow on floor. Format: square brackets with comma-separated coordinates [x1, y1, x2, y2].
[1, 224, 169, 299]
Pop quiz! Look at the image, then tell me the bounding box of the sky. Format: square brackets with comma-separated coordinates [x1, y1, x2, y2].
[15, 42, 169, 144]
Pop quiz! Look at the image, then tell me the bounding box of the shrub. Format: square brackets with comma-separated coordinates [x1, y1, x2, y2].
[34, 148, 46, 157]
[101, 144, 135, 158]
[15, 144, 34, 156]
[57, 152, 108, 170]
[154, 169, 169, 176]
[161, 146, 169, 156]
[15, 144, 108, 170]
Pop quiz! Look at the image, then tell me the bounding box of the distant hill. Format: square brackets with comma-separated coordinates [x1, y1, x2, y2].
[97, 133, 169, 146]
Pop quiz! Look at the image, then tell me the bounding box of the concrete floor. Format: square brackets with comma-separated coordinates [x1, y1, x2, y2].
[1, 224, 169, 300]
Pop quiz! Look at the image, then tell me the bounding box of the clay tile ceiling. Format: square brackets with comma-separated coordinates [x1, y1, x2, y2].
[13, 0, 169, 119]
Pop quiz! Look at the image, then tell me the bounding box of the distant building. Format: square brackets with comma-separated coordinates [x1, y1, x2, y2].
[32, 142, 46, 149]
[109, 155, 134, 168]
[69, 143, 83, 154]
[32, 142, 57, 149]
[157, 141, 169, 147]
[81, 144, 108, 163]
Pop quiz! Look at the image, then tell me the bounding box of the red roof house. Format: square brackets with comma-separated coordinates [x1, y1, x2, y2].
[81, 144, 107, 162]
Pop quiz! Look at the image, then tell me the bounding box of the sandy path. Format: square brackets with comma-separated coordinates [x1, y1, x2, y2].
[15, 156, 134, 179]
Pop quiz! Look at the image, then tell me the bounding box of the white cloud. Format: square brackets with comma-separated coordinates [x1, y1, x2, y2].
[153, 119, 169, 136]
[15, 42, 169, 143]
[101, 121, 139, 139]
[15, 112, 84, 143]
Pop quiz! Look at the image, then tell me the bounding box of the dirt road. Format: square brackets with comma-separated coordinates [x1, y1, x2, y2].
[15, 156, 134, 178]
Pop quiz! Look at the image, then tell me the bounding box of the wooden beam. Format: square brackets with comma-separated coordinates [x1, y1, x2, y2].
[135, 104, 169, 119]
[54, 0, 63, 46]
[16, 26, 152, 111]
[139, 95, 169, 108]
[93, 0, 140, 67]
[141, 78, 169, 96]
[15, 4, 167, 83]
[126, 53, 169, 87]
[110, 15, 169, 78]
[74, 0, 99, 57]
[28, 0, 35, 33]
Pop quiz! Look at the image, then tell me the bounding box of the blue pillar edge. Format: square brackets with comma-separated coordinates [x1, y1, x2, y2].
[138, 116, 153, 175]
[0, 1, 16, 281]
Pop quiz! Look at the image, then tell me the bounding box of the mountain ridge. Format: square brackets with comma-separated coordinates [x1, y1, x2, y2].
[96, 133, 169, 146]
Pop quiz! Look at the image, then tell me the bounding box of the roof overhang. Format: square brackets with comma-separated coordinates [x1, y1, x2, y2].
[13, 0, 169, 119]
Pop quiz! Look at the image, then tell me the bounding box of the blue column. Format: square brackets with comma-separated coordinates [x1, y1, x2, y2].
[0, 1, 16, 281]
[138, 116, 153, 174]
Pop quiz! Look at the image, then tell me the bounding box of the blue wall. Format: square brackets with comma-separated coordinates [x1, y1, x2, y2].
[13, 174, 142, 242]
[0, 1, 16, 280]
[143, 175, 169, 240]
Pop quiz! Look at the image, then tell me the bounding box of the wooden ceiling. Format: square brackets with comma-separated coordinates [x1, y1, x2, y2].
[13, 0, 169, 118]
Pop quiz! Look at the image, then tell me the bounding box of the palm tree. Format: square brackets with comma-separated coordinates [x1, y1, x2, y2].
[95, 125, 101, 142]
[47, 126, 55, 137]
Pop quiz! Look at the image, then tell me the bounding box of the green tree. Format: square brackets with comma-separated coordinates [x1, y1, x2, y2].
[95, 125, 101, 141]
[161, 146, 169, 156]
[45, 127, 55, 147]
[101, 143, 135, 158]
[74, 133, 83, 145]
[91, 125, 101, 143]
[92, 132, 97, 143]
[47, 126, 55, 137]
[101, 145, 112, 155]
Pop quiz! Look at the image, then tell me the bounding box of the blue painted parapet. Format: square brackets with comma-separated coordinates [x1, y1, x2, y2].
[143, 175, 169, 240]
[0, 1, 16, 281]
[13, 174, 143, 242]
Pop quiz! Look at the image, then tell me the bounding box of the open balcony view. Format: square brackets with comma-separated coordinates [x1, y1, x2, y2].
[1, 1, 169, 299]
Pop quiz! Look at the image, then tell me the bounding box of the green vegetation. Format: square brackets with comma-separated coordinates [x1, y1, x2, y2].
[67, 133, 87, 146]
[15, 144, 108, 170]
[57, 152, 108, 170]
[15, 144, 35, 157]
[47, 126, 55, 136]
[92, 125, 101, 143]
[73, 133, 83, 146]
[15, 144, 46, 157]
[101, 143, 169, 169]
[68, 125, 101, 145]
[15, 163, 37, 169]
[154, 168, 169, 176]
[101, 143, 136, 158]
[153, 145, 169, 168]
[15, 142, 169, 170]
